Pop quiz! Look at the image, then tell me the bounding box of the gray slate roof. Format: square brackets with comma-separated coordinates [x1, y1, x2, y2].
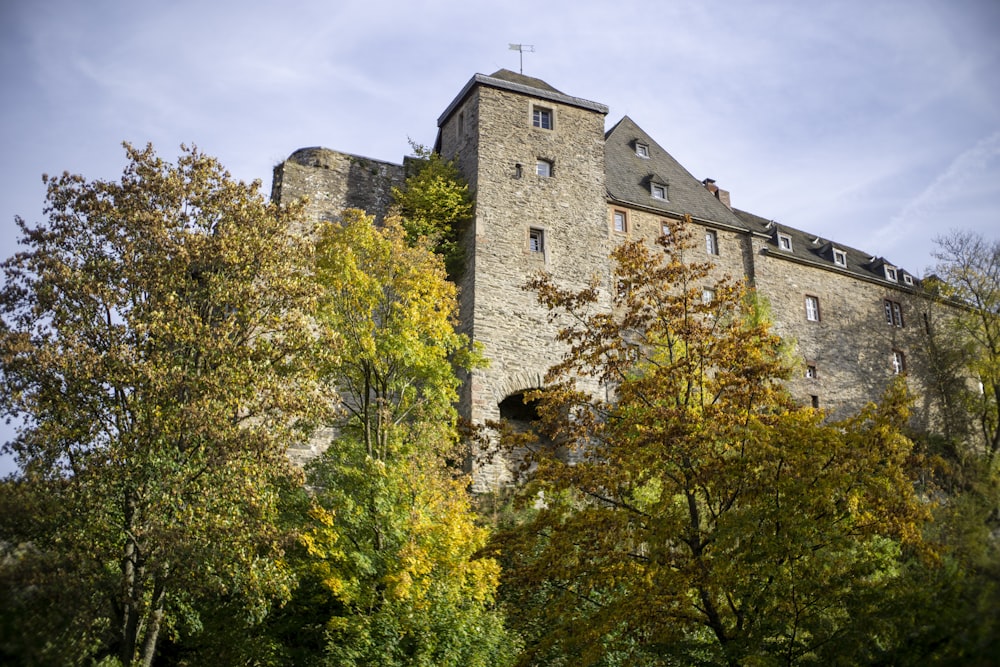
[605, 115, 917, 285]
[604, 116, 749, 230]
[733, 208, 918, 287]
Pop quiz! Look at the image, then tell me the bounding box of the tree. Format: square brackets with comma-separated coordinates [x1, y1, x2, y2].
[930, 230, 1000, 464]
[286, 210, 516, 666]
[493, 218, 934, 666]
[0, 144, 335, 666]
[391, 144, 473, 279]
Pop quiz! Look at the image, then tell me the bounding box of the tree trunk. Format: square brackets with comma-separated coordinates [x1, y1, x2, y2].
[120, 491, 141, 667]
[139, 582, 167, 667]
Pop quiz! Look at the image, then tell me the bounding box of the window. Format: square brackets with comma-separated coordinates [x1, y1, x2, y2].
[651, 183, 667, 200]
[528, 228, 544, 254]
[613, 210, 627, 233]
[892, 350, 906, 375]
[661, 220, 671, 236]
[833, 249, 847, 267]
[705, 230, 718, 255]
[536, 159, 552, 177]
[636, 142, 649, 158]
[702, 288, 715, 304]
[778, 233, 792, 251]
[514, 163, 523, 179]
[811, 395, 820, 409]
[532, 107, 553, 130]
[458, 112, 465, 137]
[805, 365, 817, 379]
[805, 295, 820, 322]
[884, 299, 904, 327]
[884, 265, 898, 282]
[903, 274, 914, 286]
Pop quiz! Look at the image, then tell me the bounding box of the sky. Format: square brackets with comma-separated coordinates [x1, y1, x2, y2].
[1, 0, 998, 472]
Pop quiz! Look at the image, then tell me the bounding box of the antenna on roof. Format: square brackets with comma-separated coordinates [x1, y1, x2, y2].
[508, 44, 535, 74]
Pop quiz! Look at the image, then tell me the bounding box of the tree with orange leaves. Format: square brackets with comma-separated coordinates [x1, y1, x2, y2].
[494, 217, 934, 666]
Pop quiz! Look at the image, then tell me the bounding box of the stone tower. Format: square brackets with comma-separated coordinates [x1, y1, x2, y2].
[434, 70, 610, 491]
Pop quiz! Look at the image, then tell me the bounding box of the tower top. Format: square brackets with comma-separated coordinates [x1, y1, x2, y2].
[436, 70, 608, 128]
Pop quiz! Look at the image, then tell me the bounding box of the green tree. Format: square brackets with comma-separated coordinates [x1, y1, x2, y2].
[391, 144, 473, 279]
[289, 210, 516, 666]
[0, 144, 335, 667]
[494, 218, 934, 666]
[894, 230, 1000, 665]
[930, 230, 1000, 463]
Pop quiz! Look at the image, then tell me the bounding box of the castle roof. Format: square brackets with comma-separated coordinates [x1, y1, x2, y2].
[604, 116, 750, 231]
[436, 70, 608, 128]
[733, 208, 918, 287]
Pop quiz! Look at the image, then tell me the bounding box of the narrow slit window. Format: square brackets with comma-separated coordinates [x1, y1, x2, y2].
[892, 350, 906, 375]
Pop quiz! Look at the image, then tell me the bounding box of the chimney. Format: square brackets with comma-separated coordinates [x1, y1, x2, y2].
[702, 178, 732, 210]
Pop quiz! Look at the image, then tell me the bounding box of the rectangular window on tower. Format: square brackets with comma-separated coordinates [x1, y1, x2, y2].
[528, 228, 545, 254]
[532, 107, 553, 130]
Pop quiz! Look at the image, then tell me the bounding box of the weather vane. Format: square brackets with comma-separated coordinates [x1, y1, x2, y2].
[508, 44, 535, 74]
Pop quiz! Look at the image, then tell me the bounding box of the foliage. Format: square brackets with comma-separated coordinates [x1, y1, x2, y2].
[492, 217, 935, 666]
[289, 211, 516, 666]
[930, 230, 1000, 464]
[391, 143, 473, 279]
[0, 144, 335, 667]
[891, 230, 1000, 665]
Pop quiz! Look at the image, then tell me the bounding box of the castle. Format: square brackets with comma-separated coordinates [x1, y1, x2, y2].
[272, 70, 951, 491]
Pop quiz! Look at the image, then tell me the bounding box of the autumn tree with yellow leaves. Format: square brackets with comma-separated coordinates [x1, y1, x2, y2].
[291, 211, 516, 667]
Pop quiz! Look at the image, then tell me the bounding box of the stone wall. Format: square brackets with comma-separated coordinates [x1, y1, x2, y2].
[271, 147, 404, 229]
[754, 245, 933, 419]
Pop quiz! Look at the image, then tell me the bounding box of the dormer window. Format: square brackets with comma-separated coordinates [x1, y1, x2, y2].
[636, 143, 649, 158]
[777, 233, 792, 251]
[902, 274, 914, 286]
[884, 265, 898, 282]
[833, 249, 847, 267]
[651, 183, 667, 200]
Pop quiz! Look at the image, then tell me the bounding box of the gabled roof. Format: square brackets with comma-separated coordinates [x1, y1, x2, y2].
[733, 208, 918, 286]
[437, 70, 608, 128]
[604, 116, 750, 230]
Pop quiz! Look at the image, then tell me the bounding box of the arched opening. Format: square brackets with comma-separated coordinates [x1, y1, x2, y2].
[498, 390, 541, 426]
